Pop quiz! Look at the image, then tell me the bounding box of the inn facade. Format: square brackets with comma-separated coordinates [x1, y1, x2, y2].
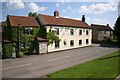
[37, 10, 92, 52]
[2, 10, 92, 58]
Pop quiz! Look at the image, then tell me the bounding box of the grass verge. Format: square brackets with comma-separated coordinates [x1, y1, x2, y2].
[48, 50, 120, 78]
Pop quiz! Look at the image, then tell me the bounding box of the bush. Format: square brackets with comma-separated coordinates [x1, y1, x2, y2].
[104, 38, 112, 44]
[17, 51, 24, 58]
[2, 43, 13, 59]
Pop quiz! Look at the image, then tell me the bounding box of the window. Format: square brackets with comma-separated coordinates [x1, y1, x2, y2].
[70, 40, 74, 47]
[25, 27, 33, 35]
[55, 41, 59, 48]
[86, 39, 89, 44]
[79, 40, 82, 45]
[79, 29, 82, 35]
[86, 30, 89, 35]
[70, 29, 74, 35]
[54, 28, 59, 35]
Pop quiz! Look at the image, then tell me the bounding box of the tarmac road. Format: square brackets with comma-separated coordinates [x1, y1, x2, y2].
[2, 44, 119, 78]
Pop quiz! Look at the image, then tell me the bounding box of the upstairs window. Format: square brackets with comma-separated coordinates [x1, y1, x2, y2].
[79, 29, 82, 35]
[54, 28, 59, 35]
[70, 29, 74, 35]
[25, 27, 33, 35]
[86, 30, 89, 35]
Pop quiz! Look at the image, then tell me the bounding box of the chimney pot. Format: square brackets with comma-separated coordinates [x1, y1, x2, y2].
[54, 10, 59, 18]
[82, 15, 85, 22]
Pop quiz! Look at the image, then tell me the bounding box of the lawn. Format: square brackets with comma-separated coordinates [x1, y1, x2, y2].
[48, 50, 120, 78]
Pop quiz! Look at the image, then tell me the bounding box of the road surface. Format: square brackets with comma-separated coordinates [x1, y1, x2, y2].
[2, 44, 118, 78]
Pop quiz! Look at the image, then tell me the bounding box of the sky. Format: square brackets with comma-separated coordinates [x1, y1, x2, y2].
[0, 0, 119, 28]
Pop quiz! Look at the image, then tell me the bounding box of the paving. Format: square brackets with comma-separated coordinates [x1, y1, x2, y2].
[2, 44, 119, 78]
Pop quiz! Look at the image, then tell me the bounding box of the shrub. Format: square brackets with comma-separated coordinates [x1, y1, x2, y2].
[2, 43, 13, 59]
[17, 51, 24, 58]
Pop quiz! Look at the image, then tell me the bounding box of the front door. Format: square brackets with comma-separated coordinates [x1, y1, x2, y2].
[39, 42, 47, 54]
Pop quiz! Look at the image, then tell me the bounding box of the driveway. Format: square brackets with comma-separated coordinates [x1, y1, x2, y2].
[2, 44, 118, 78]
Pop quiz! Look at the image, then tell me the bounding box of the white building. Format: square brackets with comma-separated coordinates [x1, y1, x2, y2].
[37, 10, 92, 53]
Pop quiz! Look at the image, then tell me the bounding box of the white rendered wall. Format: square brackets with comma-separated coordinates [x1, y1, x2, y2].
[45, 26, 92, 52]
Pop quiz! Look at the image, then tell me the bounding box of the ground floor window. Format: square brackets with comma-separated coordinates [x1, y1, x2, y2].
[79, 40, 82, 45]
[86, 39, 89, 44]
[55, 41, 60, 48]
[70, 40, 74, 47]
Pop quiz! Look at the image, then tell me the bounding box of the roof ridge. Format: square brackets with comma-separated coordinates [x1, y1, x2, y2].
[39, 14, 84, 22]
[8, 15, 35, 18]
[91, 24, 108, 27]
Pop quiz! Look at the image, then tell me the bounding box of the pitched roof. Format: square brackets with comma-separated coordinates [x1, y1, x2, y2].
[7, 15, 39, 27]
[36, 37, 47, 42]
[38, 14, 90, 28]
[90, 24, 113, 31]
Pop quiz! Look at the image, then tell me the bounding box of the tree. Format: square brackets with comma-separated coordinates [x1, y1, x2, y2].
[47, 30, 61, 45]
[114, 16, 120, 46]
[28, 12, 38, 17]
[28, 12, 33, 17]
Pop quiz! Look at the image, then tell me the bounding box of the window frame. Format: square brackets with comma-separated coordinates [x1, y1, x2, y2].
[86, 30, 89, 35]
[70, 40, 74, 47]
[86, 39, 89, 44]
[70, 29, 74, 36]
[54, 28, 59, 35]
[79, 40, 82, 45]
[79, 29, 82, 35]
[55, 41, 60, 48]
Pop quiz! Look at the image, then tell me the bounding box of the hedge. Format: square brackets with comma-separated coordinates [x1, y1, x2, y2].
[2, 43, 13, 59]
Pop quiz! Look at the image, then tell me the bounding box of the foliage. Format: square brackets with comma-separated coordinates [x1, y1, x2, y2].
[4, 25, 40, 55]
[28, 12, 38, 18]
[48, 51, 119, 78]
[2, 43, 14, 59]
[3, 22, 12, 39]
[47, 29, 61, 45]
[114, 16, 120, 46]
[17, 51, 24, 58]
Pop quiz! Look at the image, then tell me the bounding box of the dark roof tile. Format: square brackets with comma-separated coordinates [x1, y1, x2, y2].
[91, 24, 113, 31]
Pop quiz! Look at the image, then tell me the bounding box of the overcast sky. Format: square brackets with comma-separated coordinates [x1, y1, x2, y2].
[1, 0, 119, 28]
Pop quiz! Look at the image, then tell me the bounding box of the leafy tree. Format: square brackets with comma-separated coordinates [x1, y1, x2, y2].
[28, 12, 33, 17]
[114, 16, 120, 46]
[28, 12, 38, 17]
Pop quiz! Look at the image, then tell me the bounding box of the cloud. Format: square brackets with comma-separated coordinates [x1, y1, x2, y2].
[27, 2, 47, 12]
[79, 3, 117, 14]
[56, 3, 60, 8]
[63, 9, 66, 12]
[6, 0, 25, 9]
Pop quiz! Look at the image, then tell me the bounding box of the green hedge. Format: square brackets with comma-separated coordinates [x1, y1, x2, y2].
[2, 43, 13, 59]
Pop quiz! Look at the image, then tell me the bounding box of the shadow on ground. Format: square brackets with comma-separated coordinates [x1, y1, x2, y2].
[99, 43, 119, 48]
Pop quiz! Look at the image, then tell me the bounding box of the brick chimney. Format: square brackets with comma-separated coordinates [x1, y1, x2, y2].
[82, 15, 85, 22]
[54, 10, 59, 18]
[107, 24, 109, 27]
